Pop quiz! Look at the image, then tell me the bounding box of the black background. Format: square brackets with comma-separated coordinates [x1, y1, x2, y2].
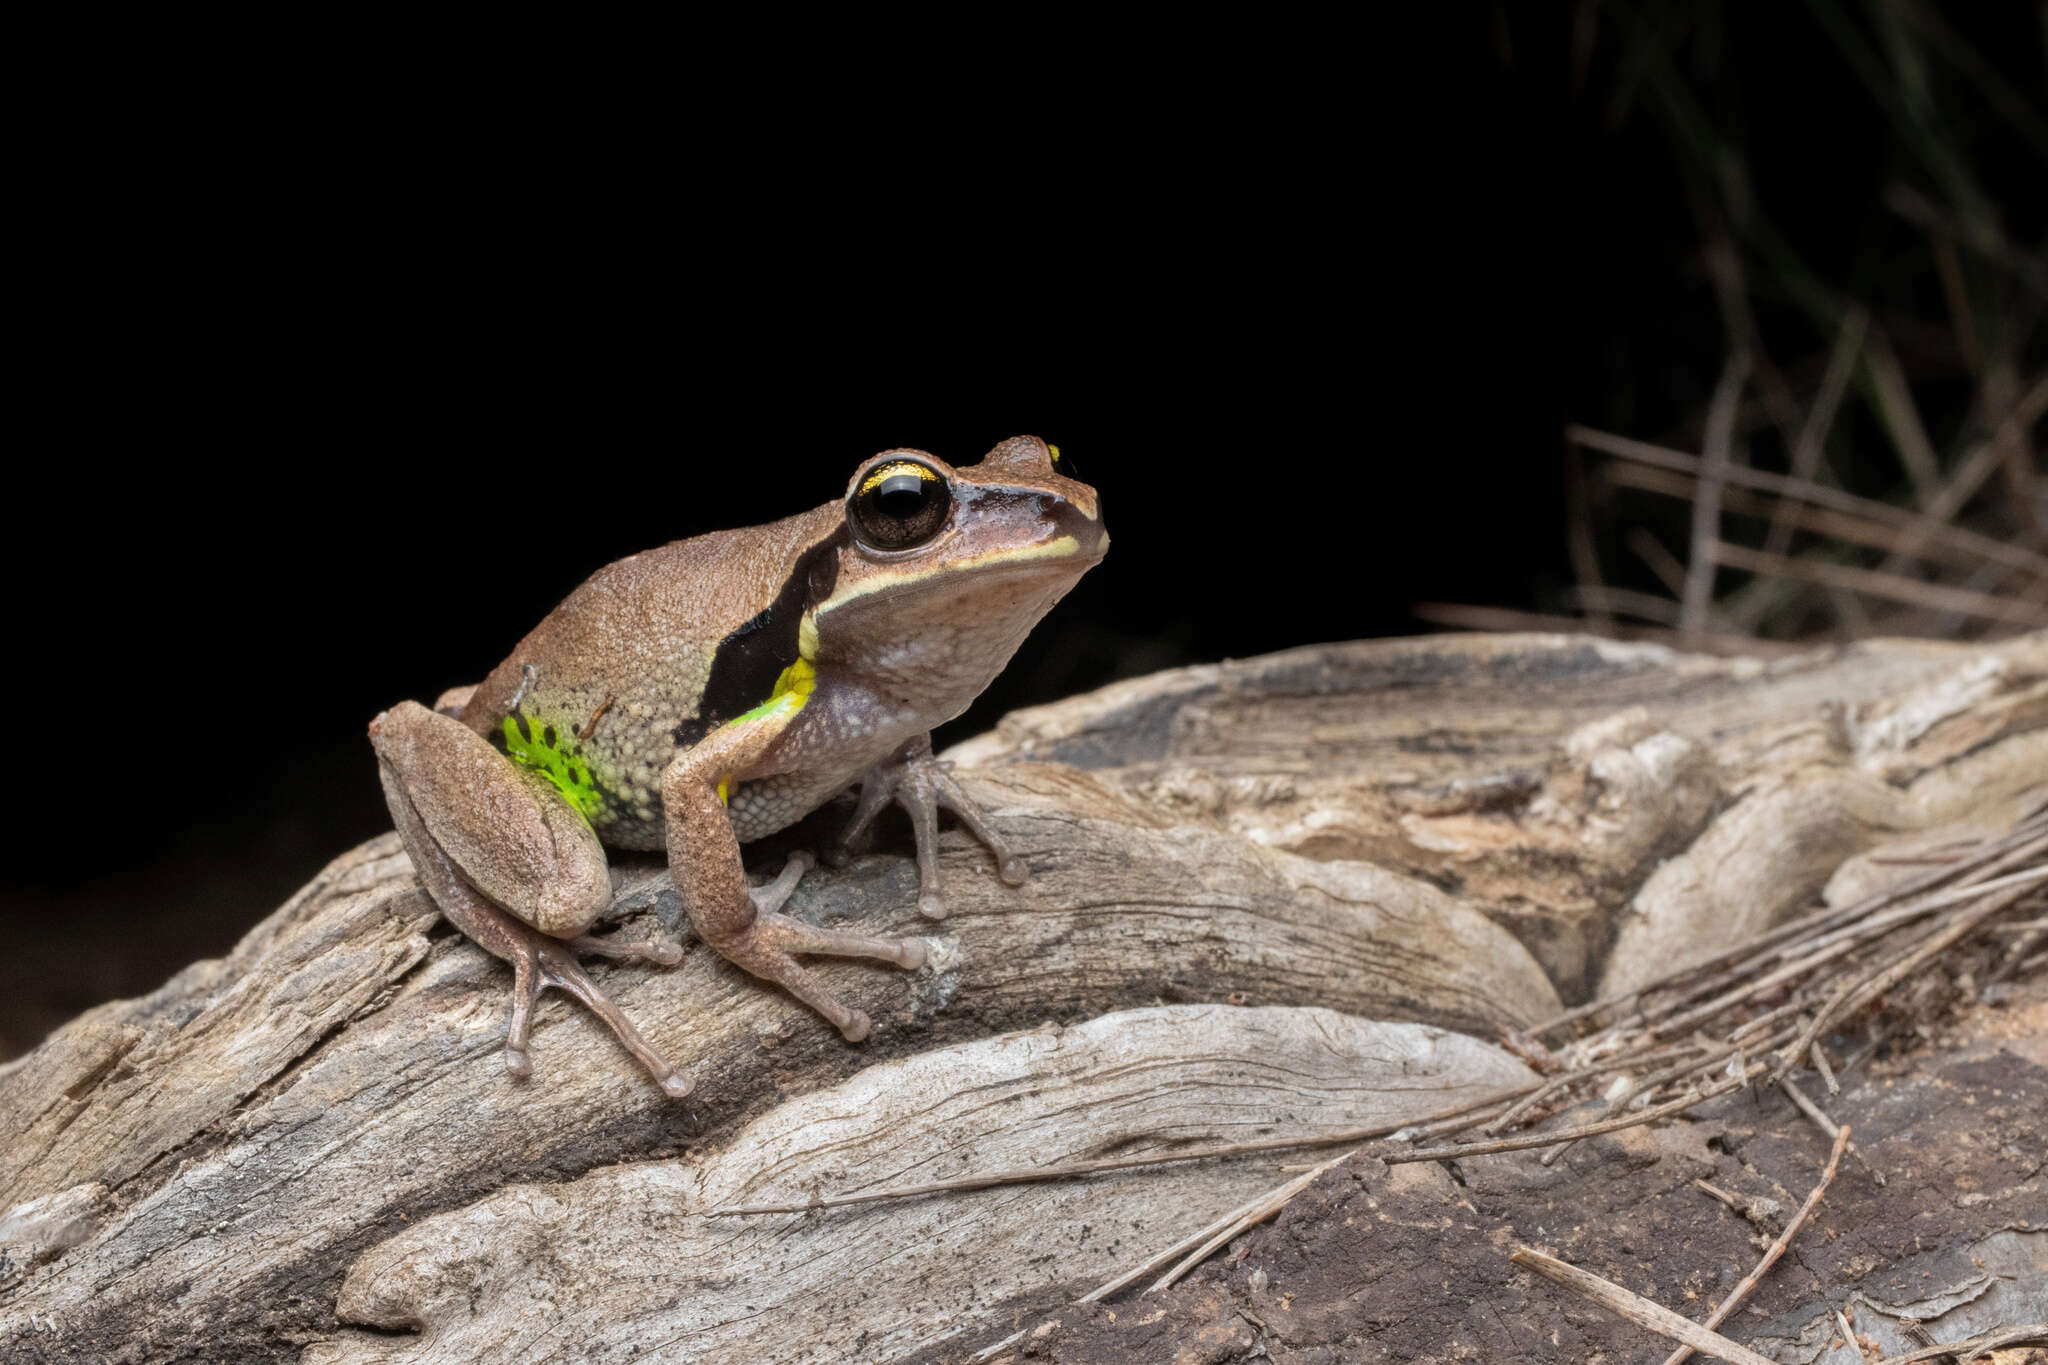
[6, 9, 2040, 1056]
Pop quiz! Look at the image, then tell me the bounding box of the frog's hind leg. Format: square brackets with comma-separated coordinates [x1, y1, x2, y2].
[830, 733, 1028, 920]
[371, 701, 692, 1098]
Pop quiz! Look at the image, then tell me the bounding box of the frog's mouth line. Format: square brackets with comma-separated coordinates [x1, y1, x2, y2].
[819, 531, 1104, 619]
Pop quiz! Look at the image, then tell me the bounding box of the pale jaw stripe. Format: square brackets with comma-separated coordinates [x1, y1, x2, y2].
[815, 535, 1086, 616]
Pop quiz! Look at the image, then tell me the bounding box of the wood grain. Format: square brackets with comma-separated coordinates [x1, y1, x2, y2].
[2, 631, 2042, 1364]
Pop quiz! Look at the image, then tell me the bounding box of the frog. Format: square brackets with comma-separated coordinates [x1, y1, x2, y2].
[368, 436, 1105, 1098]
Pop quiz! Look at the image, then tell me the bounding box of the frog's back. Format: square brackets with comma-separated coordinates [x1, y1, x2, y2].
[458, 503, 842, 847]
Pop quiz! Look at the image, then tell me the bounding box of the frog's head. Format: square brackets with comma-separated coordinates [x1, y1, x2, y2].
[809, 436, 1106, 697]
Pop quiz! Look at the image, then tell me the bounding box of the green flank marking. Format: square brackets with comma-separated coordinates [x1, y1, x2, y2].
[499, 712, 609, 822]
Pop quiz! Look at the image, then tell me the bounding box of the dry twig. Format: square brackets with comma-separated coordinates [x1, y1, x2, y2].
[1707, 539, 2048, 627]
[1770, 872, 2046, 1084]
[1568, 425, 2048, 579]
[1659, 1125, 1850, 1365]
[1683, 353, 1751, 637]
[1863, 1323, 2048, 1363]
[1509, 1246, 1776, 1365]
[1145, 1148, 1354, 1294]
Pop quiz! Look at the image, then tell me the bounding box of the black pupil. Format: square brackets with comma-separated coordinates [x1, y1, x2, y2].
[874, 474, 927, 518]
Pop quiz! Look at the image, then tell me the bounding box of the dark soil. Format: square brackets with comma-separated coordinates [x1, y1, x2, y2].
[914, 984, 2048, 1364]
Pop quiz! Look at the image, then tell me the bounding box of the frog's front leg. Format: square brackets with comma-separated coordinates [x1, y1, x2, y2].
[664, 710, 926, 1043]
[370, 701, 691, 1097]
[828, 733, 1028, 920]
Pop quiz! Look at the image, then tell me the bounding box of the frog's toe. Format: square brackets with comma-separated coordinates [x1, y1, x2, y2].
[748, 852, 816, 917]
[711, 912, 924, 1043]
[499, 936, 695, 1100]
[842, 733, 1032, 917]
[569, 928, 684, 966]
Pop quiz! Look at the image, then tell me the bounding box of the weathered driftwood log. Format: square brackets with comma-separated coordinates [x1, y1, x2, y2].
[1, 632, 2043, 1364]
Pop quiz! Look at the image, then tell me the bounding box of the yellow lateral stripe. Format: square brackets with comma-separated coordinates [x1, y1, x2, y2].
[729, 657, 816, 727]
[717, 657, 815, 805]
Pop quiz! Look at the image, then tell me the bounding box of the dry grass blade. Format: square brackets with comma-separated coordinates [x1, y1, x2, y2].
[968, 1327, 1029, 1362]
[1683, 353, 1750, 636]
[1887, 183, 2048, 295]
[1989, 368, 2047, 537]
[1986, 916, 2048, 935]
[1707, 539, 2048, 627]
[1566, 441, 1614, 633]
[717, 1067, 1756, 1219]
[1895, 370, 2048, 555]
[1862, 330, 1945, 510]
[1391, 1068, 1755, 1166]
[1481, 1072, 1580, 1135]
[1612, 1018, 1791, 1105]
[1537, 1028, 1794, 1168]
[1509, 1246, 1776, 1365]
[1776, 1075, 1838, 1140]
[1765, 306, 1867, 556]
[1863, 1323, 2048, 1363]
[1793, 862, 2048, 956]
[1690, 1179, 1747, 1214]
[1628, 526, 1693, 597]
[1622, 864, 2045, 1051]
[1565, 584, 1685, 625]
[1605, 461, 2024, 577]
[708, 1089, 1527, 1216]
[1770, 872, 2046, 1085]
[1809, 1041, 1839, 1095]
[1660, 1125, 1850, 1365]
[1643, 934, 1869, 1043]
[1070, 1148, 1358, 1304]
[1834, 1307, 1858, 1354]
[1144, 1148, 1355, 1295]
[1544, 821, 2048, 1047]
[1567, 424, 2048, 578]
[1772, 1076, 1874, 1190]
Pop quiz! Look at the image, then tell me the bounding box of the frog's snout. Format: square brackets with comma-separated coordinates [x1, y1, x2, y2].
[367, 709, 389, 739]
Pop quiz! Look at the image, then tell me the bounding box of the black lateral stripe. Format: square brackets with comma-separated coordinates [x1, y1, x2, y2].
[672, 527, 845, 747]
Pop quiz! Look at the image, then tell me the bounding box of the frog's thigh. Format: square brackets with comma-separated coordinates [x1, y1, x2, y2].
[370, 700, 611, 939]
[433, 682, 478, 715]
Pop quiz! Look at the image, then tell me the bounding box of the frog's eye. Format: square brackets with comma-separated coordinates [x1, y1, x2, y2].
[849, 459, 952, 551]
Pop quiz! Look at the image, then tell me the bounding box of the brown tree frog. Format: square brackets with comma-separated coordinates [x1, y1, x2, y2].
[369, 437, 1105, 1097]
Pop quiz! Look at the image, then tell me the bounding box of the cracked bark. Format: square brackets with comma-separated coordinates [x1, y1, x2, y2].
[1, 632, 2043, 1364]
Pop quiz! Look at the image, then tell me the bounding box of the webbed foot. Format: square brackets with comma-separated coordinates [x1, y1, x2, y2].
[706, 853, 927, 1043]
[503, 930, 694, 1098]
[829, 733, 1026, 920]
